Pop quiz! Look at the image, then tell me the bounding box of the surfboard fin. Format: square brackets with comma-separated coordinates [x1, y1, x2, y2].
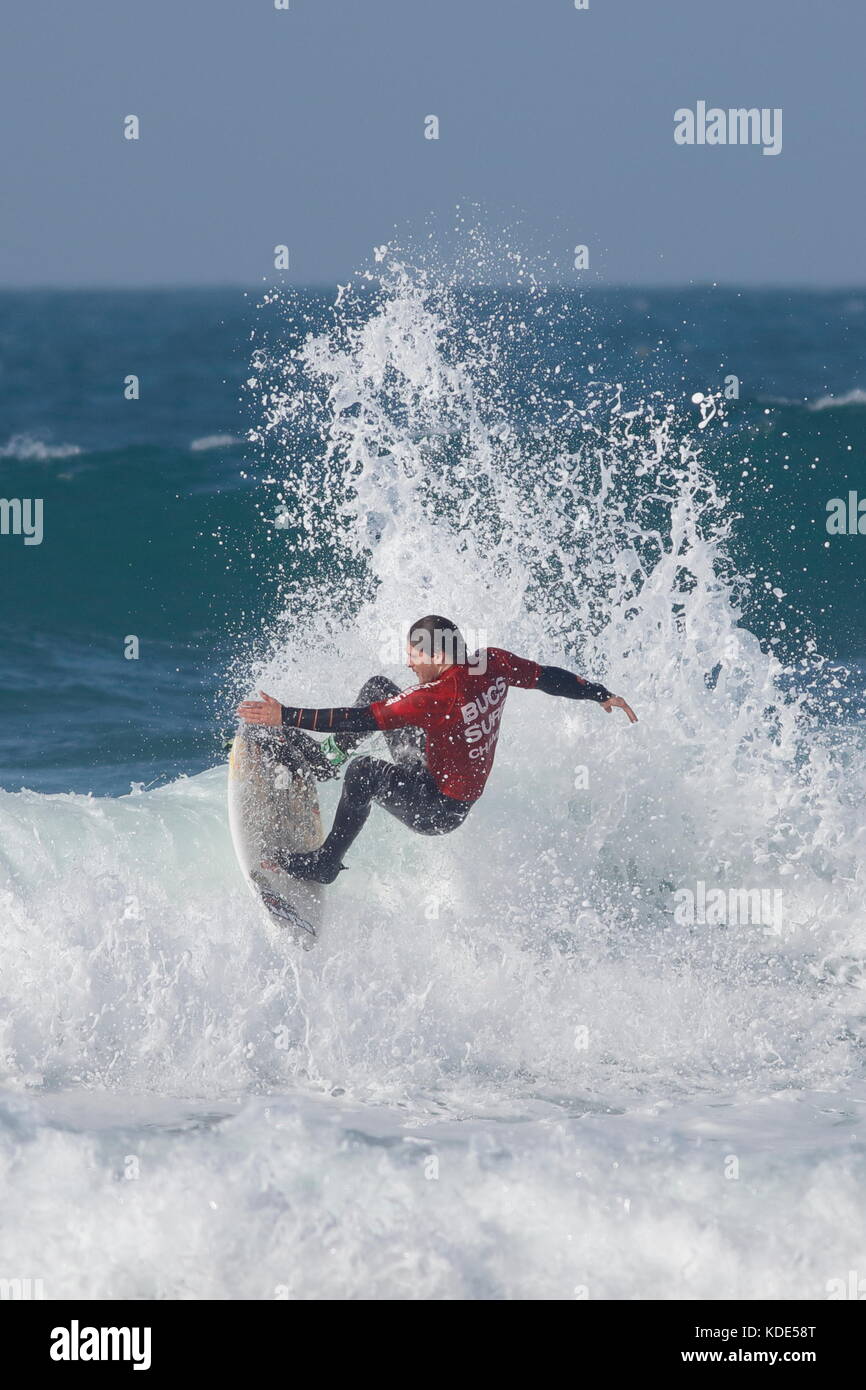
[250, 871, 318, 941]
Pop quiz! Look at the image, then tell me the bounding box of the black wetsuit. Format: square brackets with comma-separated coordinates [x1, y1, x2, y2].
[274, 663, 611, 884]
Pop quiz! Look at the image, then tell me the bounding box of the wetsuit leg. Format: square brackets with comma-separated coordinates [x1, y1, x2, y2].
[274, 755, 472, 882]
[269, 727, 340, 780]
[264, 677, 419, 782]
[334, 675, 426, 765]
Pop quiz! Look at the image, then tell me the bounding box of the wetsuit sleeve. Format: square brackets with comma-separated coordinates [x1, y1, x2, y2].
[280, 704, 378, 733]
[488, 648, 543, 688]
[535, 666, 612, 703]
[492, 648, 611, 702]
[370, 682, 453, 731]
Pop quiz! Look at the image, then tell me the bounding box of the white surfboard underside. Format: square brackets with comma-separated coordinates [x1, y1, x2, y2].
[227, 724, 325, 949]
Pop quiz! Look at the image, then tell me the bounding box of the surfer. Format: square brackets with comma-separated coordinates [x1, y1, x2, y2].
[236, 615, 637, 883]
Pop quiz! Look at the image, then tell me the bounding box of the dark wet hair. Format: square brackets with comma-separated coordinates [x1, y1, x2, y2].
[408, 614, 467, 664]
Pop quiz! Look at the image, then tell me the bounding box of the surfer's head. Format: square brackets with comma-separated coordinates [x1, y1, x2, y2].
[407, 615, 467, 682]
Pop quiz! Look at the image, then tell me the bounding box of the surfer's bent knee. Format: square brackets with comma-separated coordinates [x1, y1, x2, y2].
[342, 755, 383, 801]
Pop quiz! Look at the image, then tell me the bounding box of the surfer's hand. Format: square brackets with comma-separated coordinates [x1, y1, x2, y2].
[601, 695, 638, 723]
[236, 691, 283, 726]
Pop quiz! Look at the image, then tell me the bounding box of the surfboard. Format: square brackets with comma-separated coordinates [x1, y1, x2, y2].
[227, 724, 324, 949]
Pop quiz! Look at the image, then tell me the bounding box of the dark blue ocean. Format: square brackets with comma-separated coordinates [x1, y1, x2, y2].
[1, 286, 863, 795]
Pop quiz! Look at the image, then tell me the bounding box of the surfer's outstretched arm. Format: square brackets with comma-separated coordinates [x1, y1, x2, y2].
[491, 650, 637, 722]
[534, 665, 638, 723]
[237, 691, 382, 732]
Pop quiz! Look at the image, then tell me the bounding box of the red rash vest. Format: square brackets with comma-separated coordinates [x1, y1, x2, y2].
[370, 647, 543, 802]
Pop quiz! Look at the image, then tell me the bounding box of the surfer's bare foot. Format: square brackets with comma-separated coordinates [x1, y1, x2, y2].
[264, 849, 345, 885]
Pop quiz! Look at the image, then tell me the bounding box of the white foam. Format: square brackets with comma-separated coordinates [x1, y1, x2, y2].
[808, 388, 866, 411]
[1, 1085, 865, 1298]
[189, 434, 237, 451]
[0, 433, 82, 460]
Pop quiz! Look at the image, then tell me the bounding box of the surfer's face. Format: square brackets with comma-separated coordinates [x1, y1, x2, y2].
[406, 640, 448, 685]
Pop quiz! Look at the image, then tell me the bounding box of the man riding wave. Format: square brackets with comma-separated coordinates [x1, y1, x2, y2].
[236, 615, 637, 883]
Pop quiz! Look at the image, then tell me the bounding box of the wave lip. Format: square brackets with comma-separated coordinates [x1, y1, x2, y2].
[0, 433, 82, 460]
[808, 388, 866, 411]
[189, 434, 237, 452]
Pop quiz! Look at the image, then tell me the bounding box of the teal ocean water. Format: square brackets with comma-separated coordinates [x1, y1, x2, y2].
[0, 285, 863, 793]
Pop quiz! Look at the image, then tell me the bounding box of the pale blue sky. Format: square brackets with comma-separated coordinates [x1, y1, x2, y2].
[1, 0, 863, 286]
